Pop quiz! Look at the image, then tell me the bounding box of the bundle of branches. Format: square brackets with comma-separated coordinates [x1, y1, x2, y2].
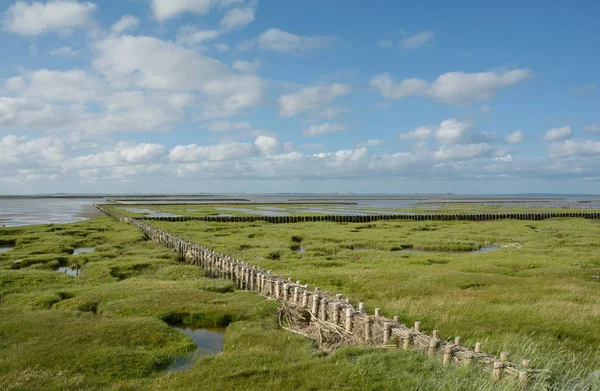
[278, 302, 362, 352]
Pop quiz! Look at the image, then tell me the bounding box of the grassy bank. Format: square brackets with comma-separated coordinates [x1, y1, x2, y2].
[149, 218, 600, 386]
[0, 216, 550, 390]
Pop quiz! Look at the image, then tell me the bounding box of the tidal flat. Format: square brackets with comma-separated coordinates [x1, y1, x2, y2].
[1, 215, 599, 390]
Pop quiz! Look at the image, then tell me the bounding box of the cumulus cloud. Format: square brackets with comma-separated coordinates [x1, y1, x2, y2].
[254, 135, 280, 155]
[548, 139, 600, 158]
[257, 28, 336, 54]
[398, 126, 432, 141]
[371, 69, 532, 106]
[303, 122, 347, 137]
[505, 131, 525, 144]
[149, 0, 243, 21]
[177, 27, 222, 45]
[3, 0, 97, 36]
[400, 30, 435, 49]
[582, 123, 600, 135]
[169, 141, 256, 162]
[93, 34, 265, 118]
[278, 83, 350, 117]
[543, 126, 572, 142]
[434, 143, 494, 161]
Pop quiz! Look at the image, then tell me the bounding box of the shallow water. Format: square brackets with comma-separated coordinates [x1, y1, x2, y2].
[57, 267, 78, 276]
[0, 198, 102, 227]
[215, 207, 290, 216]
[0, 247, 14, 253]
[397, 247, 499, 254]
[73, 247, 95, 255]
[124, 208, 180, 218]
[167, 326, 226, 372]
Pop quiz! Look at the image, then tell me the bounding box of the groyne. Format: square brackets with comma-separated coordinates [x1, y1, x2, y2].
[95, 203, 548, 387]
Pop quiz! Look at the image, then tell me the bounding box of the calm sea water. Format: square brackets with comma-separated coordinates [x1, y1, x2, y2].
[1, 194, 599, 227]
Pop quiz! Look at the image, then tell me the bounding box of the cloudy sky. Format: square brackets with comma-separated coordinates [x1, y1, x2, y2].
[1, 0, 599, 194]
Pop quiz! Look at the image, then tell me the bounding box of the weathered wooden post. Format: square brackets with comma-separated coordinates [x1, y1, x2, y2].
[364, 316, 372, 342]
[345, 308, 353, 332]
[383, 322, 391, 344]
[358, 302, 365, 313]
[293, 287, 300, 303]
[443, 345, 453, 367]
[275, 280, 281, 299]
[403, 333, 413, 350]
[320, 298, 328, 321]
[374, 308, 381, 317]
[428, 337, 439, 356]
[493, 362, 505, 381]
[332, 303, 341, 325]
[302, 291, 310, 307]
[474, 342, 482, 353]
[393, 316, 400, 323]
[414, 321, 422, 332]
[311, 294, 320, 319]
[500, 352, 509, 362]
[454, 336, 462, 347]
[283, 283, 289, 302]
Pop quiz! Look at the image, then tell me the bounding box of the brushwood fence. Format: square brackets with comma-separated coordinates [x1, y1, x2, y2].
[95, 203, 551, 387]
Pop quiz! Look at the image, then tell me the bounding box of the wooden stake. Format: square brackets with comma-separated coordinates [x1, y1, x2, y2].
[403, 334, 412, 350]
[443, 345, 453, 366]
[374, 308, 381, 317]
[500, 352, 510, 362]
[358, 302, 365, 313]
[493, 362, 504, 381]
[474, 342, 482, 353]
[364, 316, 372, 342]
[432, 330, 440, 339]
[332, 303, 341, 325]
[454, 336, 462, 346]
[311, 294, 320, 319]
[345, 308, 353, 332]
[393, 316, 399, 323]
[428, 338, 439, 356]
[383, 322, 391, 344]
[414, 321, 422, 332]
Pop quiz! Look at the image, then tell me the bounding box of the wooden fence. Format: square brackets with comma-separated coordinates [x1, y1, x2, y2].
[95, 203, 549, 387]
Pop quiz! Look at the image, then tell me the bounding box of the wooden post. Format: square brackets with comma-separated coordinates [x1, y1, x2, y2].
[345, 308, 353, 332]
[521, 359, 530, 368]
[311, 294, 320, 319]
[518, 371, 529, 388]
[443, 345, 453, 367]
[358, 302, 365, 313]
[475, 342, 482, 353]
[283, 284, 289, 302]
[374, 308, 381, 317]
[427, 337, 439, 356]
[336, 294, 343, 301]
[320, 298, 328, 321]
[293, 287, 300, 303]
[383, 322, 391, 344]
[345, 298, 351, 304]
[393, 316, 399, 323]
[414, 322, 422, 332]
[432, 330, 440, 339]
[333, 303, 341, 325]
[302, 292, 309, 307]
[454, 336, 462, 347]
[364, 316, 372, 342]
[492, 362, 504, 381]
[403, 334, 412, 350]
[500, 352, 509, 362]
[275, 281, 281, 299]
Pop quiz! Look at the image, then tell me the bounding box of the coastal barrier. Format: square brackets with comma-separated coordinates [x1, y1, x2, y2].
[95, 203, 548, 387]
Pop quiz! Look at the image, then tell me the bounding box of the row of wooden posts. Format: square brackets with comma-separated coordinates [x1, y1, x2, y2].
[95, 204, 544, 387]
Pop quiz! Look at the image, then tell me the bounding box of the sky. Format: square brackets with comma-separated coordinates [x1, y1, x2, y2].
[0, 0, 599, 195]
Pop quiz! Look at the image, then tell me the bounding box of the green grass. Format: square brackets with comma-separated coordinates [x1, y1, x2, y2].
[1, 216, 599, 390]
[149, 218, 600, 383]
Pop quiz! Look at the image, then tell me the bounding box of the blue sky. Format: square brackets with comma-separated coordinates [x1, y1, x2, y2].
[0, 0, 599, 194]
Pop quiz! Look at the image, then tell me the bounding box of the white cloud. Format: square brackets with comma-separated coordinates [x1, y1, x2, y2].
[233, 59, 260, 73]
[110, 15, 139, 35]
[0, 135, 66, 166]
[149, 0, 243, 21]
[169, 141, 256, 162]
[49, 45, 79, 56]
[278, 83, 350, 117]
[220, 4, 255, 30]
[93, 34, 264, 118]
[479, 105, 491, 113]
[505, 131, 525, 144]
[543, 126, 572, 142]
[3, 0, 97, 36]
[398, 126, 432, 141]
[548, 139, 600, 158]
[257, 28, 336, 54]
[254, 135, 280, 155]
[378, 40, 393, 48]
[435, 119, 476, 144]
[582, 123, 600, 135]
[434, 143, 494, 161]
[400, 30, 434, 49]
[357, 139, 384, 147]
[177, 27, 222, 45]
[303, 122, 347, 137]
[371, 69, 532, 106]
[207, 120, 251, 132]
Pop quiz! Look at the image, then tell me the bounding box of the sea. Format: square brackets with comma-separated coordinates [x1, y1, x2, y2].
[1, 194, 599, 227]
